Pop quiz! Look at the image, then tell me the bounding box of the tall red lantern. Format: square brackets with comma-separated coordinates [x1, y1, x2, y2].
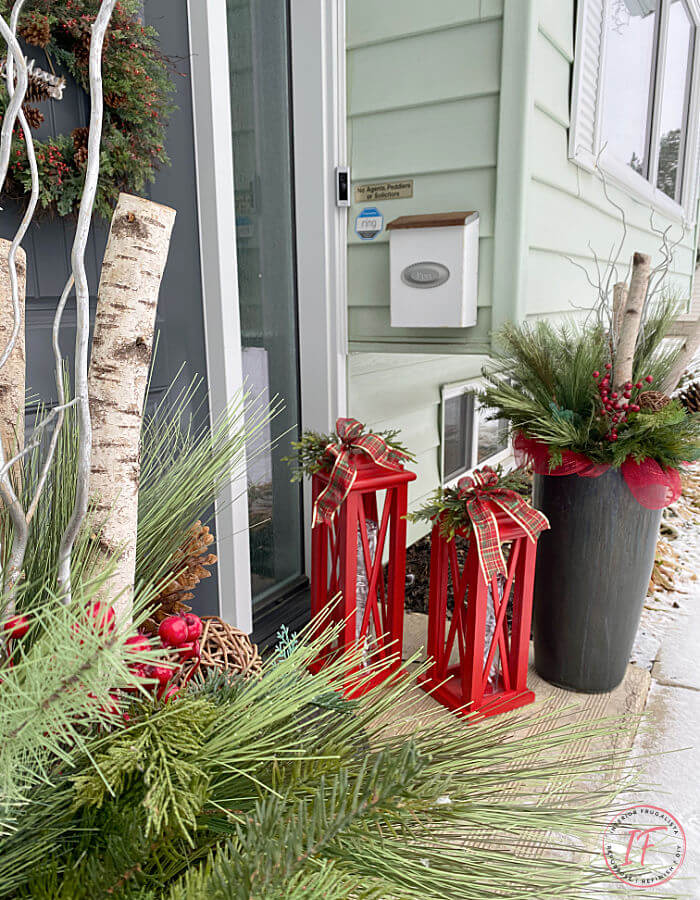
[418, 470, 548, 719]
[310, 449, 416, 696]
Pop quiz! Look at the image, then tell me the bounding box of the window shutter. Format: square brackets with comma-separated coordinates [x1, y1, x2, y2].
[569, 0, 605, 171]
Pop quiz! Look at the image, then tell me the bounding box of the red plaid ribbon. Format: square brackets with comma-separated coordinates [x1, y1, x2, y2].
[457, 467, 550, 581]
[312, 418, 410, 527]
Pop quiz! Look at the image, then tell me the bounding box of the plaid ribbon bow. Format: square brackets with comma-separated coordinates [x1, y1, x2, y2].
[312, 418, 410, 527]
[457, 467, 549, 581]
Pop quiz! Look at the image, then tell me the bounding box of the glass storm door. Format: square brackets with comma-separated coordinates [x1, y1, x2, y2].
[226, 0, 304, 607]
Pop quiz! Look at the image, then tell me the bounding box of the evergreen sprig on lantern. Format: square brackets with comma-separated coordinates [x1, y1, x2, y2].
[409, 464, 532, 538]
[284, 425, 415, 482]
[0, 0, 175, 217]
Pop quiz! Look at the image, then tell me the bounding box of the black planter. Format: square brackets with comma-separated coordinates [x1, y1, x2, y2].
[532, 469, 661, 693]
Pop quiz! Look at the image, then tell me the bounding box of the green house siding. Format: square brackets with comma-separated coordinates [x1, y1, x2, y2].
[346, 0, 503, 354]
[527, 0, 698, 318]
[344, 0, 699, 544]
[348, 352, 487, 543]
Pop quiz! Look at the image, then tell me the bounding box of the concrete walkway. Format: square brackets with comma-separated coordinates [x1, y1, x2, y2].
[615, 580, 700, 897]
[401, 604, 698, 897]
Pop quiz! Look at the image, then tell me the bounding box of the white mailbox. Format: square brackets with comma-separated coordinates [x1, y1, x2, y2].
[387, 211, 479, 328]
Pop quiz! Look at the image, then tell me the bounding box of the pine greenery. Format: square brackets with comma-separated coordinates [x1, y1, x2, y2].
[0, 572, 161, 830]
[3, 375, 275, 618]
[408, 465, 532, 537]
[481, 310, 700, 469]
[0, 623, 661, 899]
[284, 426, 415, 482]
[1, 372, 272, 837]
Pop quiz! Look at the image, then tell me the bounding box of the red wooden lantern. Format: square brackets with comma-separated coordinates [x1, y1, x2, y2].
[419, 507, 540, 719]
[310, 455, 416, 695]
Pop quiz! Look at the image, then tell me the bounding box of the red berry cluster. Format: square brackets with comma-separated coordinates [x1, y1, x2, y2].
[1, 614, 31, 667]
[593, 364, 654, 441]
[125, 613, 203, 704]
[1, 606, 204, 713]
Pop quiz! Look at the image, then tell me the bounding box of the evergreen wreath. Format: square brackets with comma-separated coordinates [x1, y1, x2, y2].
[0, 0, 175, 217]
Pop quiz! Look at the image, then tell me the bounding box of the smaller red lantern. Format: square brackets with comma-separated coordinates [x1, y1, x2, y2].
[419, 468, 548, 719]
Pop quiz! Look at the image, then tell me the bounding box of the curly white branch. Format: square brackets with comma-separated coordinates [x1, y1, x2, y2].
[56, 0, 118, 603]
[0, 400, 78, 481]
[0, 5, 31, 601]
[26, 275, 74, 524]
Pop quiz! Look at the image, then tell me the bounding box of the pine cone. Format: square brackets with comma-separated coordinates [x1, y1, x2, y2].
[74, 146, 88, 168]
[72, 127, 89, 150]
[19, 14, 50, 48]
[104, 91, 127, 109]
[638, 390, 672, 412]
[22, 105, 44, 130]
[142, 522, 217, 636]
[679, 380, 700, 414]
[25, 76, 50, 105]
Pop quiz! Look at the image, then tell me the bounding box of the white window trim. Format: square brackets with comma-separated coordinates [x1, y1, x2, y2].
[440, 379, 513, 488]
[570, 0, 700, 224]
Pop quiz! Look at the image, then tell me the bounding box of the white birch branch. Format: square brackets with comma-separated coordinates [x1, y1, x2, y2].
[56, 0, 118, 603]
[0, 239, 25, 470]
[89, 193, 175, 621]
[615, 252, 651, 390]
[612, 281, 627, 346]
[661, 321, 700, 394]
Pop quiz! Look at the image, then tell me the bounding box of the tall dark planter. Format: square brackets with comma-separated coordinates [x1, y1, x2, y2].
[532, 469, 661, 693]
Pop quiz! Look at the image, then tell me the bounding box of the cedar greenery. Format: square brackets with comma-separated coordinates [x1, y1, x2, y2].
[408, 465, 532, 538]
[481, 309, 700, 470]
[285, 426, 415, 482]
[0, 0, 175, 217]
[0, 621, 661, 899]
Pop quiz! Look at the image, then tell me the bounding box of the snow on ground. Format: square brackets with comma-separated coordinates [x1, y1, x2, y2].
[630, 464, 700, 671]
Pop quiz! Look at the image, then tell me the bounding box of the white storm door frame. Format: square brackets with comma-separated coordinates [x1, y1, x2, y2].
[187, 0, 252, 632]
[290, 0, 348, 573]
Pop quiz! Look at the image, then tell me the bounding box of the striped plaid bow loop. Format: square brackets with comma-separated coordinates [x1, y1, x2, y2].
[457, 467, 550, 581]
[312, 418, 410, 527]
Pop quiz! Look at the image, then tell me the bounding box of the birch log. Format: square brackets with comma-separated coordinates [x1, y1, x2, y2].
[89, 193, 175, 620]
[614, 252, 651, 390]
[0, 239, 25, 473]
[660, 320, 700, 394]
[612, 281, 628, 344]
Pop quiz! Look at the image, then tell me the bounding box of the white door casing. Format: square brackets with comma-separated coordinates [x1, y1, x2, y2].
[187, 0, 252, 631]
[289, 0, 348, 574]
[188, 0, 348, 623]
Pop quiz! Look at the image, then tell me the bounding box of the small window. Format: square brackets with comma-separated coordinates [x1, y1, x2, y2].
[440, 383, 511, 484]
[442, 391, 476, 482]
[570, 0, 700, 217]
[476, 403, 509, 465]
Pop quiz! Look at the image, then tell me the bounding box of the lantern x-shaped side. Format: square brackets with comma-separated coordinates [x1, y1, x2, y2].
[418, 508, 537, 718]
[310, 455, 416, 695]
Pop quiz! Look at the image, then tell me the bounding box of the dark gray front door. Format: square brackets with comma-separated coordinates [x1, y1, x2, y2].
[0, 0, 219, 616]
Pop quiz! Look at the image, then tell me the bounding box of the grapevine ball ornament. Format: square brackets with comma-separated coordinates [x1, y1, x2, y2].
[171, 616, 263, 688]
[0, 0, 175, 217]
